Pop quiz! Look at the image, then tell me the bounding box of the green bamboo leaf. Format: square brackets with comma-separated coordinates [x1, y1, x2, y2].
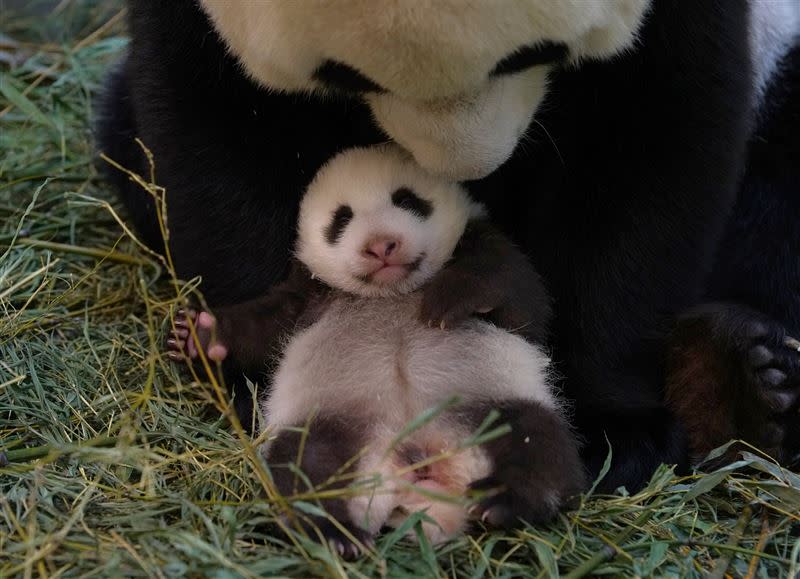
[0, 74, 56, 128]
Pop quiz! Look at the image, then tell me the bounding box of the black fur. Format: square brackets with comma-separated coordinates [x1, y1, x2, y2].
[268, 414, 374, 559]
[325, 205, 354, 245]
[313, 59, 386, 94]
[99, 1, 800, 491]
[665, 45, 800, 468]
[268, 399, 585, 553]
[666, 303, 800, 467]
[461, 400, 587, 528]
[421, 218, 551, 345]
[490, 41, 569, 77]
[391, 187, 433, 219]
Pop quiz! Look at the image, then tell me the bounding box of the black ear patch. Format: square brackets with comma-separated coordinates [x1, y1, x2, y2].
[313, 60, 386, 94]
[392, 187, 433, 219]
[490, 41, 568, 77]
[325, 205, 354, 244]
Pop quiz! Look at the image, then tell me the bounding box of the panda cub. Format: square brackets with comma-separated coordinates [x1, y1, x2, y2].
[171, 145, 585, 554]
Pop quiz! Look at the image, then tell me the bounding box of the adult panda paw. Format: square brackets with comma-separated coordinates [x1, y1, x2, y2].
[666, 302, 800, 466]
[166, 309, 229, 363]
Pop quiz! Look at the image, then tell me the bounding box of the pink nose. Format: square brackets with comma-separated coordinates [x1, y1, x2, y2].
[363, 237, 400, 260]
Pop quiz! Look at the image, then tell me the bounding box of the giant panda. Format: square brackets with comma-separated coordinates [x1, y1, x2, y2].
[175, 144, 585, 555]
[98, 0, 800, 493]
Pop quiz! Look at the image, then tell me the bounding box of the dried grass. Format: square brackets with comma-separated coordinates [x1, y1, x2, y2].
[1, 2, 798, 577]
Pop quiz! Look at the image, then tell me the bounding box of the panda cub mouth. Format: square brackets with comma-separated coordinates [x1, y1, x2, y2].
[358, 253, 425, 286]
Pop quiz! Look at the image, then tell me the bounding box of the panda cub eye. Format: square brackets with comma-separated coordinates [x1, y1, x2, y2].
[325, 204, 354, 244]
[391, 187, 433, 219]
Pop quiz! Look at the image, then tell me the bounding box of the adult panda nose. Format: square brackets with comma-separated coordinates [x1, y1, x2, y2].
[363, 236, 401, 260]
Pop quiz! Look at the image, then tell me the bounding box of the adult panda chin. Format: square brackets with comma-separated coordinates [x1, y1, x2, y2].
[199, 0, 651, 180]
[98, 0, 800, 493]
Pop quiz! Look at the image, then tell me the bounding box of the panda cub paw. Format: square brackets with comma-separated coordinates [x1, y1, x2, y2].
[166, 309, 229, 363]
[421, 268, 499, 329]
[307, 520, 374, 561]
[468, 474, 561, 528]
[467, 401, 587, 530]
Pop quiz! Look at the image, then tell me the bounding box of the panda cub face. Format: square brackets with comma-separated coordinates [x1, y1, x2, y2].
[297, 146, 482, 297]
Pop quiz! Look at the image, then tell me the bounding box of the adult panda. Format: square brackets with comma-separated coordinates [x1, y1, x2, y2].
[98, 0, 800, 493]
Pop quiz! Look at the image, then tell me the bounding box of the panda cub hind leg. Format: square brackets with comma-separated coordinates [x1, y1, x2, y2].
[461, 400, 587, 528]
[266, 414, 376, 560]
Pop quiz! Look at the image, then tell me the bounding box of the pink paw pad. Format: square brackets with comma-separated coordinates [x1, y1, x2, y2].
[166, 309, 228, 363]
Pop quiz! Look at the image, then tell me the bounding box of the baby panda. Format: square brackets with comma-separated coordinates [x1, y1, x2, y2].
[170, 145, 585, 555]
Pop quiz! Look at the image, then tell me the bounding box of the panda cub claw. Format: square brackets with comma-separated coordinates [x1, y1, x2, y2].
[166, 309, 228, 363]
[468, 473, 562, 529]
[421, 268, 497, 330]
[312, 520, 374, 561]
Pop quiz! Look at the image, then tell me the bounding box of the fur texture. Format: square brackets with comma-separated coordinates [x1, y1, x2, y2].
[296, 146, 483, 297]
[199, 0, 648, 178]
[263, 146, 582, 547]
[100, 0, 800, 494]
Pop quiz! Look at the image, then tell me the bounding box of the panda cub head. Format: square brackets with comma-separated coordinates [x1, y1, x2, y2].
[297, 145, 483, 297]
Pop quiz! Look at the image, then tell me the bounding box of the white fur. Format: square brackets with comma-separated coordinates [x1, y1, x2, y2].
[750, 0, 800, 99]
[297, 145, 479, 297]
[366, 67, 550, 179]
[263, 145, 557, 543]
[200, 0, 650, 178]
[349, 425, 493, 543]
[265, 295, 555, 430]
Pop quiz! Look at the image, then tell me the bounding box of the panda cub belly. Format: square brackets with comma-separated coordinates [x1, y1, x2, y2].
[265, 292, 554, 542]
[266, 293, 554, 429]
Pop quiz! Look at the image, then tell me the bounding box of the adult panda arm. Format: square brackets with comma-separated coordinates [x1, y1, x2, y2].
[421, 218, 551, 345]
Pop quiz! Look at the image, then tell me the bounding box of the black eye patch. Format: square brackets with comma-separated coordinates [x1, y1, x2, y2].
[490, 41, 568, 77]
[392, 187, 433, 219]
[312, 59, 386, 94]
[325, 204, 354, 244]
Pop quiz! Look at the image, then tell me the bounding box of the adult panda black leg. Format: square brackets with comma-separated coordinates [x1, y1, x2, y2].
[666, 303, 800, 466]
[666, 45, 800, 468]
[95, 57, 164, 253]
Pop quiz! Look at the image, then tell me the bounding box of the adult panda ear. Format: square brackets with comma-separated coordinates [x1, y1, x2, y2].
[490, 41, 569, 77]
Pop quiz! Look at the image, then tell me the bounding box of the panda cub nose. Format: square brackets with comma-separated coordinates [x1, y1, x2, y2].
[363, 236, 401, 260]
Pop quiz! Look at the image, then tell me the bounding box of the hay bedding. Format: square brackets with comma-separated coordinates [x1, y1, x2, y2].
[0, 2, 798, 577]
